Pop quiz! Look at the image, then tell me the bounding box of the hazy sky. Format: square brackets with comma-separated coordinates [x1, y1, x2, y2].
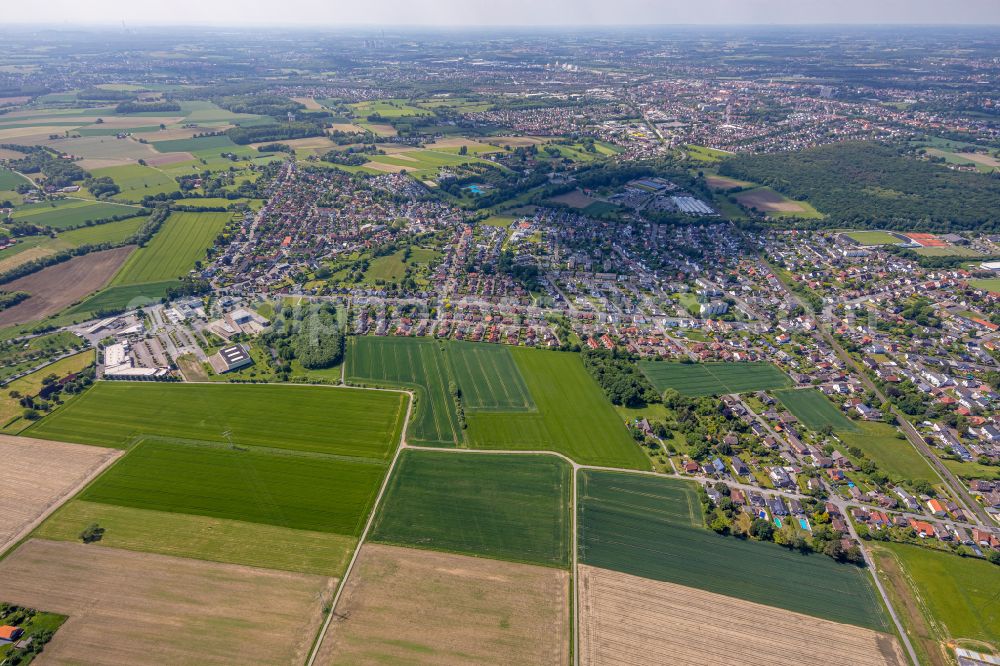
[8, 0, 1000, 27]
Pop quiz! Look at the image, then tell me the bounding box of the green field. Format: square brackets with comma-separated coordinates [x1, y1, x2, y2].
[37, 499, 356, 576]
[110, 211, 228, 286]
[55, 215, 145, 244]
[838, 421, 939, 483]
[970, 278, 1000, 293]
[347, 336, 461, 445]
[448, 340, 534, 411]
[365, 149, 494, 177]
[11, 199, 141, 230]
[846, 231, 902, 246]
[0, 167, 32, 190]
[775, 388, 858, 432]
[0, 216, 144, 273]
[151, 134, 239, 153]
[370, 450, 571, 567]
[77, 439, 383, 535]
[639, 361, 791, 397]
[64, 280, 180, 316]
[25, 381, 406, 457]
[466, 348, 647, 469]
[873, 542, 1000, 652]
[348, 99, 431, 118]
[91, 163, 180, 201]
[577, 470, 890, 631]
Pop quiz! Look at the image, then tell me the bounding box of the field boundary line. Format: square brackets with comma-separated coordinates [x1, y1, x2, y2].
[304, 388, 414, 666]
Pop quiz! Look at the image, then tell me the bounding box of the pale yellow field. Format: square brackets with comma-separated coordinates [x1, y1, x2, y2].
[0, 436, 121, 554]
[0, 539, 336, 665]
[291, 96, 323, 110]
[363, 161, 409, 173]
[316, 544, 570, 665]
[76, 157, 135, 169]
[490, 135, 548, 147]
[427, 137, 504, 152]
[0, 126, 77, 141]
[579, 565, 905, 666]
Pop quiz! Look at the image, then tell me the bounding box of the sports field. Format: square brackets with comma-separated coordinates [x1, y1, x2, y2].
[36, 500, 355, 575]
[370, 450, 571, 567]
[775, 388, 858, 432]
[110, 211, 229, 286]
[347, 336, 461, 445]
[639, 360, 791, 397]
[845, 231, 903, 245]
[448, 340, 534, 411]
[466, 348, 648, 469]
[25, 381, 406, 457]
[873, 542, 1000, 659]
[577, 470, 889, 631]
[78, 439, 385, 535]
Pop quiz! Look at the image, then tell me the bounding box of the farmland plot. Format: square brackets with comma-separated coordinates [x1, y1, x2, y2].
[78, 439, 386, 536]
[579, 565, 905, 666]
[0, 539, 333, 666]
[577, 470, 890, 631]
[26, 381, 406, 458]
[466, 348, 648, 469]
[0, 246, 134, 327]
[370, 450, 571, 567]
[110, 211, 229, 287]
[448, 340, 534, 411]
[315, 544, 569, 666]
[0, 435, 121, 553]
[775, 388, 858, 432]
[639, 360, 791, 397]
[37, 500, 356, 576]
[347, 336, 461, 445]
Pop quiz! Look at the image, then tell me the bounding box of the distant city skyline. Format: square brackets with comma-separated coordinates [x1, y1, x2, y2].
[7, 0, 1000, 27]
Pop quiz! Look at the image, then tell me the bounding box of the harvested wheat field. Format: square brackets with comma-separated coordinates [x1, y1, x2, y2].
[0, 245, 134, 326]
[734, 187, 807, 213]
[0, 539, 335, 665]
[76, 157, 135, 170]
[315, 544, 569, 665]
[579, 565, 905, 666]
[364, 161, 410, 173]
[0, 436, 121, 553]
[291, 96, 324, 110]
